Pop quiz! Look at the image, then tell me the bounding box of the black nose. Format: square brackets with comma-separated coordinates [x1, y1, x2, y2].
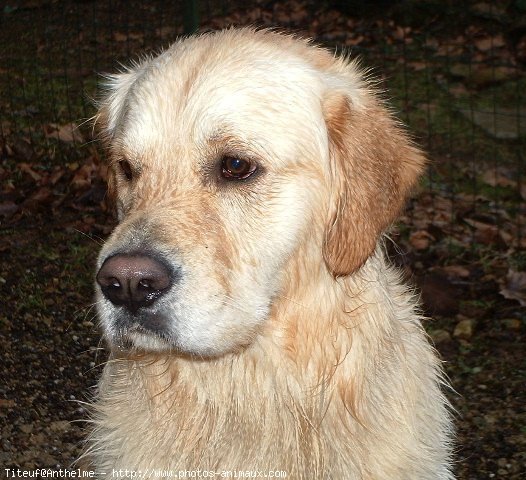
[96, 252, 172, 313]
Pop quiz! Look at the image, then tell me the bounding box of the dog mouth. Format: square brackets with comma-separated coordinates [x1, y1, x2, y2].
[111, 315, 176, 351]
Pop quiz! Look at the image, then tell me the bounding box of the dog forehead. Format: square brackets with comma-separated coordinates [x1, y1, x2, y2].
[121, 37, 327, 152]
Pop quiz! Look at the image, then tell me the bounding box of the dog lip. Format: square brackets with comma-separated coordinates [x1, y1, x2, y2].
[139, 312, 170, 333]
[117, 310, 172, 336]
[113, 321, 176, 353]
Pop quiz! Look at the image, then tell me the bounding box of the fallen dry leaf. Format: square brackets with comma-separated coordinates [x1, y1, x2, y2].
[18, 163, 42, 182]
[441, 265, 471, 279]
[418, 272, 459, 316]
[407, 61, 427, 72]
[49, 169, 65, 185]
[0, 201, 19, 217]
[113, 31, 144, 42]
[500, 270, 526, 306]
[45, 122, 84, 143]
[71, 159, 98, 190]
[113, 32, 128, 42]
[0, 399, 16, 408]
[481, 167, 518, 188]
[474, 35, 506, 52]
[499, 229, 514, 247]
[454, 317, 475, 339]
[409, 229, 435, 250]
[464, 218, 500, 245]
[11, 138, 34, 161]
[28, 187, 53, 203]
[429, 329, 451, 344]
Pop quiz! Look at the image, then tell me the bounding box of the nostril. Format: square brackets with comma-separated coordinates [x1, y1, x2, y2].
[99, 277, 122, 289]
[96, 252, 173, 312]
[135, 274, 170, 292]
[138, 279, 152, 290]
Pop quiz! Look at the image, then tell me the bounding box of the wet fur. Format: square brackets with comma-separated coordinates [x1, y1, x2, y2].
[86, 28, 454, 479]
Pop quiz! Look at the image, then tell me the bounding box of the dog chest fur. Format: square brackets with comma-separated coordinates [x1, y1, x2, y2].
[88, 253, 452, 479]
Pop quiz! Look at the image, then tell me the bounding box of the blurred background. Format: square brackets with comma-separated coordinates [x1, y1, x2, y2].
[0, 1, 525, 478]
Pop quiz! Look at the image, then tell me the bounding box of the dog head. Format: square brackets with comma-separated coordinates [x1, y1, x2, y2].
[94, 29, 425, 357]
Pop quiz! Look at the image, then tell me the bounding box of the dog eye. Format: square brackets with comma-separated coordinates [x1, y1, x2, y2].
[221, 156, 256, 180]
[119, 160, 133, 181]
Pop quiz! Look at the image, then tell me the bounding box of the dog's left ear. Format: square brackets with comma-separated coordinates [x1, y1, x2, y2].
[322, 87, 426, 277]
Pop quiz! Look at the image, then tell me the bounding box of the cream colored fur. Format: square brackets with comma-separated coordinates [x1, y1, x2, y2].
[86, 28, 454, 479]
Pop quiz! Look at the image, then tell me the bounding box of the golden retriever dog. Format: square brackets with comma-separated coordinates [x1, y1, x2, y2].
[87, 28, 454, 479]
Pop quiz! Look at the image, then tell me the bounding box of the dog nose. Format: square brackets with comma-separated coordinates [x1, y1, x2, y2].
[96, 253, 172, 313]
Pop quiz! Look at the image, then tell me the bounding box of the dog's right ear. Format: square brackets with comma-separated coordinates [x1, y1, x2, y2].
[93, 72, 134, 213]
[94, 70, 142, 143]
[94, 65, 147, 214]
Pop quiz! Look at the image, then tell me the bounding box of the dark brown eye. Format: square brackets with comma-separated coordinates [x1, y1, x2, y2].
[119, 160, 133, 181]
[221, 156, 256, 180]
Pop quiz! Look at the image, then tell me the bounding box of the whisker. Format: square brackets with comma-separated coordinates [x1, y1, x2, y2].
[74, 228, 105, 246]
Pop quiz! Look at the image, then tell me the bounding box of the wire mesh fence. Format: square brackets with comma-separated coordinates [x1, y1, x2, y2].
[1, 1, 524, 251]
[1, 0, 526, 321]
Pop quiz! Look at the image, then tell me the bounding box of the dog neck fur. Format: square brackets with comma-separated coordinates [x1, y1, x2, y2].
[87, 245, 452, 479]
